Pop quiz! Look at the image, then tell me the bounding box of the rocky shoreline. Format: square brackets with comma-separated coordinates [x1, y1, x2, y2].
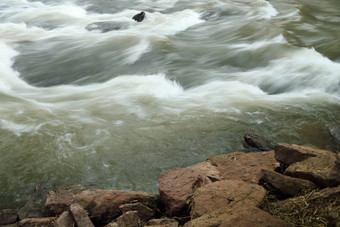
[1, 139, 339, 227]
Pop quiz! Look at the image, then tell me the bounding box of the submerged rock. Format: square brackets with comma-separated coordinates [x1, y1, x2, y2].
[85, 21, 129, 33]
[132, 11, 145, 22]
[244, 134, 274, 151]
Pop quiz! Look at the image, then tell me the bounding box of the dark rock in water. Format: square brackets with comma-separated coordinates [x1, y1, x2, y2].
[0, 209, 18, 225]
[133, 11, 145, 22]
[86, 21, 128, 33]
[18, 183, 53, 219]
[244, 134, 273, 151]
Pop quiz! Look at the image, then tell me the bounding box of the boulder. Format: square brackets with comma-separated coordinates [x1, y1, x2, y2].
[119, 202, 154, 221]
[69, 203, 94, 227]
[259, 169, 318, 196]
[45, 185, 158, 225]
[158, 168, 203, 217]
[116, 211, 143, 227]
[190, 180, 266, 218]
[146, 218, 178, 226]
[0, 209, 18, 225]
[45, 184, 87, 215]
[18, 217, 56, 227]
[54, 211, 74, 227]
[184, 204, 290, 227]
[207, 151, 279, 184]
[187, 161, 222, 183]
[244, 134, 273, 151]
[274, 143, 330, 166]
[132, 12, 145, 22]
[285, 153, 340, 187]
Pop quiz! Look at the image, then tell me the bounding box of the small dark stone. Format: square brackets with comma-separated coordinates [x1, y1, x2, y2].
[0, 209, 18, 225]
[133, 12, 145, 22]
[244, 134, 273, 151]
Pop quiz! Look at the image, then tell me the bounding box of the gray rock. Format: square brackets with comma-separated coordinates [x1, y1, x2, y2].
[86, 21, 128, 33]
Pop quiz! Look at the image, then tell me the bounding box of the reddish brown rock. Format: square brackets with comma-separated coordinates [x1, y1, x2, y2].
[18, 217, 56, 227]
[187, 161, 222, 183]
[45, 185, 158, 225]
[190, 180, 266, 218]
[54, 211, 74, 227]
[0, 209, 18, 225]
[69, 203, 94, 227]
[75, 189, 158, 224]
[285, 153, 340, 187]
[184, 204, 290, 227]
[207, 151, 279, 184]
[45, 184, 86, 215]
[259, 169, 318, 196]
[146, 218, 178, 226]
[116, 211, 143, 227]
[158, 168, 203, 216]
[274, 143, 330, 166]
[119, 202, 154, 221]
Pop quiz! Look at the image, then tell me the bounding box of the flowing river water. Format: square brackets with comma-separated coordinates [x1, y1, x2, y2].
[0, 0, 339, 209]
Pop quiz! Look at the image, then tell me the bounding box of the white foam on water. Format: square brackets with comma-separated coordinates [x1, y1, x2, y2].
[0, 42, 31, 91]
[0, 119, 43, 136]
[230, 34, 287, 50]
[250, 0, 279, 19]
[236, 48, 340, 96]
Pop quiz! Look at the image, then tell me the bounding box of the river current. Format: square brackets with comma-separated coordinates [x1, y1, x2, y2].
[0, 0, 339, 208]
